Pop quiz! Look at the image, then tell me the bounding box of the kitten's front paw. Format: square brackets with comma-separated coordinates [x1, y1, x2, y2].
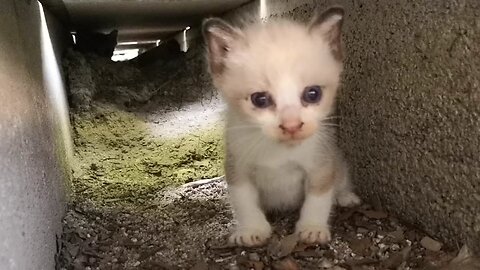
[229, 225, 272, 247]
[295, 224, 331, 244]
[336, 191, 361, 207]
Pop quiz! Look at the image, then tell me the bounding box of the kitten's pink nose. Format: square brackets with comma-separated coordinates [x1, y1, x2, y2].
[279, 121, 304, 135]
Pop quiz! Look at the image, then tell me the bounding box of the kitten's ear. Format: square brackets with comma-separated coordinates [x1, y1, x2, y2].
[202, 18, 241, 75]
[309, 6, 345, 60]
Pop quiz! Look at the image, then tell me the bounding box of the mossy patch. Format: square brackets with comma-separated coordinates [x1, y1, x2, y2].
[71, 104, 224, 207]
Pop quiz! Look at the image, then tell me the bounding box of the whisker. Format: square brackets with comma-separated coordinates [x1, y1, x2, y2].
[320, 123, 340, 128]
[313, 131, 336, 150]
[226, 125, 259, 131]
[227, 123, 259, 128]
[236, 134, 264, 169]
[321, 119, 340, 125]
[323, 115, 342, 120]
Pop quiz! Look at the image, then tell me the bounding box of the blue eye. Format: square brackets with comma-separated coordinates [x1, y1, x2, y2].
[251, 92, 273, 108]
[302, 85, 322, 104]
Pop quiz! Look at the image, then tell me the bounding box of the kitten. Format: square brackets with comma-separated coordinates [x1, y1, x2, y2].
[202, 6, 360, 247]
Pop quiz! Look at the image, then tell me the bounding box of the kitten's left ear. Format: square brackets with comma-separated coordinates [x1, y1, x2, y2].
[309, 6, 345, 60]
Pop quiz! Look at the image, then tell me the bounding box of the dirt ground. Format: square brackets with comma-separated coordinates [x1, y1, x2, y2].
[56, 50, 479, 270]
[57, 178, 477, 270]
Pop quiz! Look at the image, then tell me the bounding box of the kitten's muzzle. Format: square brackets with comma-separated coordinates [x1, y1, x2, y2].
[279, 121, 304, 135]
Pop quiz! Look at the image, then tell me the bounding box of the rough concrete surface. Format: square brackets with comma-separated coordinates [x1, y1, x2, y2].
[336, 0, 480, 252]
[234, 0, 480, 252]
[0, 1, 70, 269]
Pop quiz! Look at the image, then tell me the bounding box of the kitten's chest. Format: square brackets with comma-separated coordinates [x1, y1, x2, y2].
[253, 139, 316, 168]
[254, 163, 305, 210]
[249, 141, 316, 210]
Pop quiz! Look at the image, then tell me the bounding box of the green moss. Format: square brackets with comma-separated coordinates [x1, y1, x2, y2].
[71, 104, 224, 207]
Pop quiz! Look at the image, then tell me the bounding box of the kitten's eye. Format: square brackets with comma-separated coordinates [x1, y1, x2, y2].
[250, 92, 272, 108]
[302, 85, 322, 104]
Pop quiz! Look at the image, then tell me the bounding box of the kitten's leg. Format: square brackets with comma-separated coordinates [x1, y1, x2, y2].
[228, 181, 272, 247]
[295, 168, 335, 244]
[336, 184, 361, 207]
[295, 189, 334, 244]
[334, 159, 361, 207]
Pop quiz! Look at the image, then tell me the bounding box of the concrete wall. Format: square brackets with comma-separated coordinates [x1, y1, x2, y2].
[0, 0, 71, 269]
[222, 0, 480, 252]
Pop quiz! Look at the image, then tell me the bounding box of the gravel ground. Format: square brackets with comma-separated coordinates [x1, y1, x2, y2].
[57, 178, 479, 270]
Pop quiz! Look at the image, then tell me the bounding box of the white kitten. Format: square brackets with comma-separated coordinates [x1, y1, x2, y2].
[202, 6, 360, 247]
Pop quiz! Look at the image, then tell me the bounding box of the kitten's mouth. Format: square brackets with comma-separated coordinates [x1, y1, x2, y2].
[278, 133, 308, 145]
[282, 139, 303, 146]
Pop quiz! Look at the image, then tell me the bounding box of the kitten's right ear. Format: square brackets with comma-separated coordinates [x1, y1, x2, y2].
[309, 6, 345, 61]
[202, 18, 241, 75]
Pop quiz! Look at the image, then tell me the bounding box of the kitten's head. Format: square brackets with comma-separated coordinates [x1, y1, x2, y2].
[203, 7, 345, 144]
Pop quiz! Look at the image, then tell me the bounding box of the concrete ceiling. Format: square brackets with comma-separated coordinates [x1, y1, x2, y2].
[40, 0, 251, 42]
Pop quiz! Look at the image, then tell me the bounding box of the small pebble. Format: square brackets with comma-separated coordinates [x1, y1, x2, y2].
[357, 228, 369, 234]
[229, 264, 240, 270]
[420, 236, 443, 251]
[320, 259, 334, 268]
[248, 253, 260, 261]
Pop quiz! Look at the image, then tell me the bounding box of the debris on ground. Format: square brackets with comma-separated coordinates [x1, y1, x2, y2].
[420, 237, 443, 252]
[57, 179, 478, 270]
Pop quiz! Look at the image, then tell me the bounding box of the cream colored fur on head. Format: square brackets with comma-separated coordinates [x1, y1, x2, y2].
[204, 12, 343, 143]
[203, 6, 360, 247]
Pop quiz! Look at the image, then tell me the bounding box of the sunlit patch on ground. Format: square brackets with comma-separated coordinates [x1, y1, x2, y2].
[70, 103, 224, 207]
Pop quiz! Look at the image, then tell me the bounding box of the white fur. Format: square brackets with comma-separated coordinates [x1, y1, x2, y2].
[205, 11, 360, 247]
[254, 164, 304, 210]
[226, 110, 319, 210]
[336, 190, 361, 207]
[295, 188, 334, 244]
[228, 181, 272, 246]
